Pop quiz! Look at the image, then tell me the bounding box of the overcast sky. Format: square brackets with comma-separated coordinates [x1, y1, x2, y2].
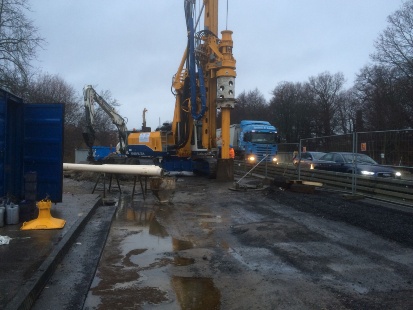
[28, 0, 404, 130]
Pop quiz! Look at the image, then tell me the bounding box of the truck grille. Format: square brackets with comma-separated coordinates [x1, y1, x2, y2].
[255, 145, 275, 162]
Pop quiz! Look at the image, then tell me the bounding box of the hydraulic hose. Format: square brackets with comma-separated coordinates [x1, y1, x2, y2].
[185, 0, 207, 121]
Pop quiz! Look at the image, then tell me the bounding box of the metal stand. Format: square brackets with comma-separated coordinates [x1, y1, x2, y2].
[108, 174, 122, 194]
[92, 173, 122, 198]
[92, 173, 148, 200]
[132, 176, 148, 200]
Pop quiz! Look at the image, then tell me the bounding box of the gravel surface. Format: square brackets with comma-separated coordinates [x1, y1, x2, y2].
[264, 186, 413, 247]
[61, 173, 413, 309]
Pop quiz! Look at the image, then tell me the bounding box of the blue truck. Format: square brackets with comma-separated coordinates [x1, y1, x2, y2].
[217, 120, 279, 163]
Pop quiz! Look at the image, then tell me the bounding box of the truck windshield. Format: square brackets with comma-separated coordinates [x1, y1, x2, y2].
[247, 132, 277, 144]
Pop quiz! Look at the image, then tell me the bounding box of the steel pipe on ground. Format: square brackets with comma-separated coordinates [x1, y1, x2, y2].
[63, 163, 164, 176]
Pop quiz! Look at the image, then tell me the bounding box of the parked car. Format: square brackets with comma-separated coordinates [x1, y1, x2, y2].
[313, 152, 402, 178]
[293, 151, 326, 167]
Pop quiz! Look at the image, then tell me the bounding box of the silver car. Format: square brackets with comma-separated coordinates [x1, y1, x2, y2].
[293, 151, 326, 168]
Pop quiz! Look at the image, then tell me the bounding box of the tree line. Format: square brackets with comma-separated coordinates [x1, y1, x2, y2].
[1, 0, 412, 162]
[231, 1, 413, 142]
[0, 1, 119, 161]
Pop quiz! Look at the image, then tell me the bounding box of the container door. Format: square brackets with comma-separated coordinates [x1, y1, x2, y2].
[24, 103, 64, 202]
[0, 90, 24, 199]
[0, 94, 6, 197]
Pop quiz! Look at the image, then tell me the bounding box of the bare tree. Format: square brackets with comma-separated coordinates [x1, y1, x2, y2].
[25, 73, 82, 125]
[307, 72, 345, 136]
[0, 0, 44, 91]
[355, 65, 409, 130]
[335, 88, 362, 134]
[230, 88, 268, 124]
[370, 1, 413, 128]
[394, 74, 413, 126]
[372, 1, 413, 79]
[269, 81, 314, 142]
[269, 82, 296, 142]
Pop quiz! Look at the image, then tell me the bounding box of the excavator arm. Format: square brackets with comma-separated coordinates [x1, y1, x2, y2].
[83, 85, 128, 159]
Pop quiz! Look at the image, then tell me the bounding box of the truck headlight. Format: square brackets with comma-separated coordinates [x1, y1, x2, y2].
[247, 155, 256, 162]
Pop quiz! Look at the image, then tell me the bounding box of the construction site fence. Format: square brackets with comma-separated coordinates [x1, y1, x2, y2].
[233, 161, 413, 207]
[277, 129, 413, 172]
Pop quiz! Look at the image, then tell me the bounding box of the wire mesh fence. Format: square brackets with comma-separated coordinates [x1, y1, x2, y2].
[278, 129, 413, 168]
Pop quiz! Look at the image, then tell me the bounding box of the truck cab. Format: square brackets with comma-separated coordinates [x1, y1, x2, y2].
[237, 120, 278, 163]
[217, 120, 279, 163]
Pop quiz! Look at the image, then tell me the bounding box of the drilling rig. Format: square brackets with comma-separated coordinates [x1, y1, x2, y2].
[126, 0, 236, 179]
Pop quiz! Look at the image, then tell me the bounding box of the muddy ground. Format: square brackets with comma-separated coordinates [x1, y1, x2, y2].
[63, 172, 413, 310]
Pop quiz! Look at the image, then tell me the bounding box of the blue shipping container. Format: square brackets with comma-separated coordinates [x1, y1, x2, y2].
[0, 89, 24, 199]
[24, 103, 64, 202]
[0, 88, 64, 202]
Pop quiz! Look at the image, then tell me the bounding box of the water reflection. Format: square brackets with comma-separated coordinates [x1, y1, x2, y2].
[173, 256, 195, 266]
[172, 238, 193, 251]
[85, 194, 220, 309]
[172, 276, 221, 310]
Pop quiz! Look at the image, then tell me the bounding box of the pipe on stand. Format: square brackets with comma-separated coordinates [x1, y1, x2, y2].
[63, 163, 164, 176]
[63, 163, 164, 200]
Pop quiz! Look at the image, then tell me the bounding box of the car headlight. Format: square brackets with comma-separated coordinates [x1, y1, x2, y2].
[395, 171, 402, 177]
[361, 170, 375, 176]
[272, 157, 278, 162]
[247, 155, 256, 162]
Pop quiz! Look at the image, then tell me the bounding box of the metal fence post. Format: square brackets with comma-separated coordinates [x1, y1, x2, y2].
[298, 139, 302, 180]
[265, 144, 268, 178]
[351, 131, 357, 196]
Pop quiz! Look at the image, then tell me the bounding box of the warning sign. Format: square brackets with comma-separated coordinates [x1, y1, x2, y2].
[360, 143, 367, 152]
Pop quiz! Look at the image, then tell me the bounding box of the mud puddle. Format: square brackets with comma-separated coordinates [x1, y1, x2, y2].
[83, 195, 221, 309]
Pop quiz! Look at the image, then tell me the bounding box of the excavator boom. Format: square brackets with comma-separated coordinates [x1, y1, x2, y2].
[82, 85, 128, 159]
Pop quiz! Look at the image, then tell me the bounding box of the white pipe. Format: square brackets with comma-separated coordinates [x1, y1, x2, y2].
[63, 163, 164, 176]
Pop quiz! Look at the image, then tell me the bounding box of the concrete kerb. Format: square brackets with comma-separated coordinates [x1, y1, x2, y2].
[5, 196, 103, 310]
